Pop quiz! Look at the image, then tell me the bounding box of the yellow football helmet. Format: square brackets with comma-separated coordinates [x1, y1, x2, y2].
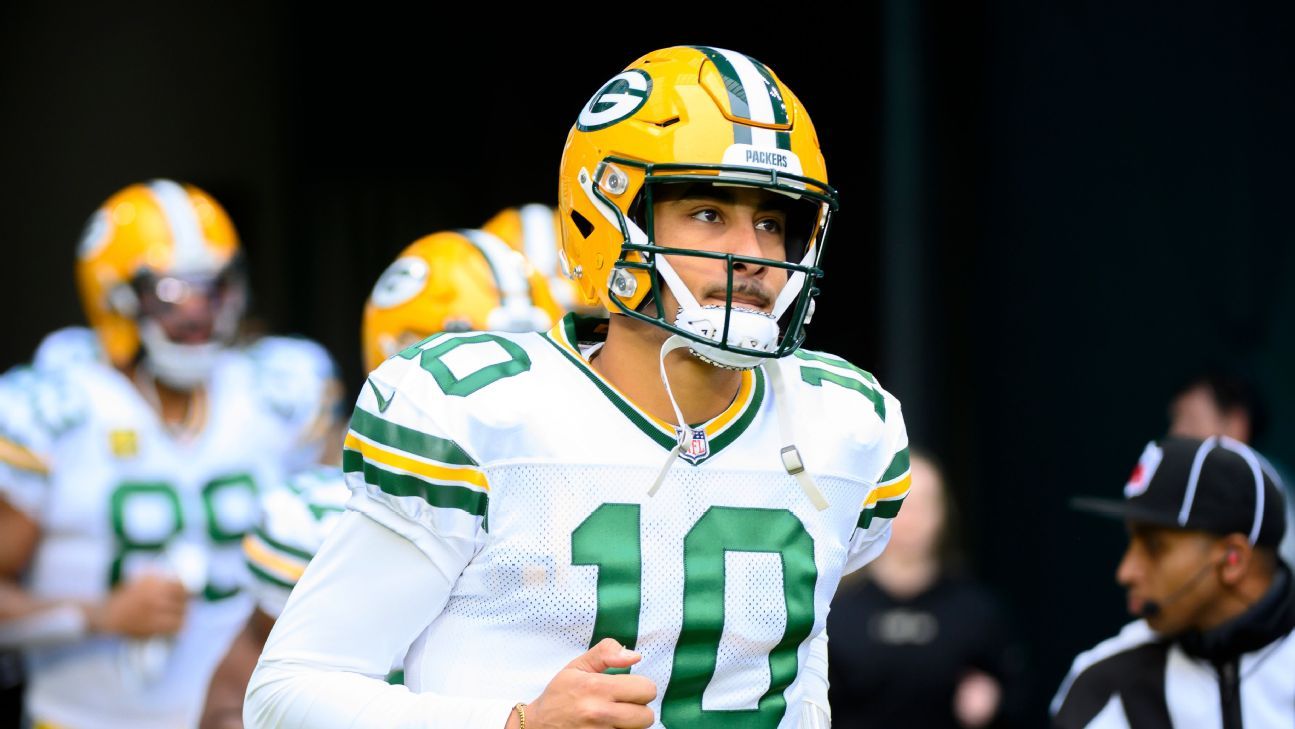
[75, 179, 246, 387]
[558, 46, 838, 367]
[361, 229, 562, 372]
[481, 204, 604, 316]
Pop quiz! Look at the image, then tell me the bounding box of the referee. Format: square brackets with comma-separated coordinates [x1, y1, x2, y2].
[1052, 435, 1293, 728]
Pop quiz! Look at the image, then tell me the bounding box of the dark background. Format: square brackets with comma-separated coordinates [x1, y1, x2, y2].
[3, 1, 1293, 721]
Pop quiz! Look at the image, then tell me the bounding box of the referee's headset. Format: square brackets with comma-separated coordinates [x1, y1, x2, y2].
[1139, 547, 1240, 619]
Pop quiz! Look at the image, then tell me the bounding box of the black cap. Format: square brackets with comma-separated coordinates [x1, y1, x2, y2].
[1073, 436, 1287, 548]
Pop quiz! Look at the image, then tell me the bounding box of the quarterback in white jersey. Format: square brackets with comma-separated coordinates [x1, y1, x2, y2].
[248, 46, 910, 729]
[0, 180, 339, 729]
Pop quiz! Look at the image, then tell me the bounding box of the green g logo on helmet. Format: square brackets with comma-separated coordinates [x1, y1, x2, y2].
[576, 70, 652, 132]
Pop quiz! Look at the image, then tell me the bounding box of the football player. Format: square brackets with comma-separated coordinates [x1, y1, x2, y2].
[0, 180, 339, 729]
[246, 46, 909, 729]
[198, 228, 562, 729]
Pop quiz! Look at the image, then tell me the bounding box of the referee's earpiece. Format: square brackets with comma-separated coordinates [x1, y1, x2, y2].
[1226, 549, 1240, 567]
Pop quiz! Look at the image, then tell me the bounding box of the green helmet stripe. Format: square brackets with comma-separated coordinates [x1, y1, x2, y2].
[692, 46, 752, 145]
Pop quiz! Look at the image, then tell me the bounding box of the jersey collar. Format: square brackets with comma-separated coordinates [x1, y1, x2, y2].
[542, 314, 765, 466]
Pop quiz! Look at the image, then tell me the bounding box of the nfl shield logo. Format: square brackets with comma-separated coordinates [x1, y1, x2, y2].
[677, 428, 710, 464]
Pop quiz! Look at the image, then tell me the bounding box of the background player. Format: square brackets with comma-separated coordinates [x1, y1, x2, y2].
[198, 228, 563, 729]
[0, 180, 338, 729]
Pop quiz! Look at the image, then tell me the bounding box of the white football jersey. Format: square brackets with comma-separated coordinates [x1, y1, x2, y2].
[243, 467, 350, 619]
[343, 315, 910, 729]
[0, 333, 338, 729]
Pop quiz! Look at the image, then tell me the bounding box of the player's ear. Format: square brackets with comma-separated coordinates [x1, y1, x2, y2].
[1217, 534, 1251, 584]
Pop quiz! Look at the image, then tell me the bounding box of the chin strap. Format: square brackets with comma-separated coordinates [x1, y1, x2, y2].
[647, 335, 828, 511]
[648, 335, 692, 497]
[764, 360, 829, 511]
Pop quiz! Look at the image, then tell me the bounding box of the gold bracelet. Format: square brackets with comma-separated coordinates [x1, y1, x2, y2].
[513, 702, 528, 729]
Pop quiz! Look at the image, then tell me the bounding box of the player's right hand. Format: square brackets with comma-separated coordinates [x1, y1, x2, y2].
[518, 638, 657, 729]
[89, 574, 188, 638]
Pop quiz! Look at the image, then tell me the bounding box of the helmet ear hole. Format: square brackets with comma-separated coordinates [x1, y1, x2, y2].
[569, 210, 595, 239]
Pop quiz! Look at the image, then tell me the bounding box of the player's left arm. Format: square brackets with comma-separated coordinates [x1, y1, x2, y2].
[200, 607, 275, 729]
[797, 629, 832, 728]
[842, 393, 910, 576]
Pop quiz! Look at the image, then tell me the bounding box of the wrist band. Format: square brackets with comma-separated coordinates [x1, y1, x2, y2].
[513, 702, 528, 729]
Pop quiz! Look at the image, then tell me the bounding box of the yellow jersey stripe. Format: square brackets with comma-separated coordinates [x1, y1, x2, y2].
[0, 436, 49, 476]
[344, 433, 490, 492]
[865, 472, 912, 507]
[243, 533, 307, 583]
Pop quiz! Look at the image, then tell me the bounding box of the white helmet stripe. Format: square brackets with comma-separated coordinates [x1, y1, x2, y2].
[459, 229, 532, 313]
[147, 179, 216, 274]
[519, 204, 559, 284]
[713, 48, 778, 149]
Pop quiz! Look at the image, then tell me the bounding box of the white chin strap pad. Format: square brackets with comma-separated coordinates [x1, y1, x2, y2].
[139, 320, 221, 390]
[655, 256, 780, 369]
[673, 306, 777, 370]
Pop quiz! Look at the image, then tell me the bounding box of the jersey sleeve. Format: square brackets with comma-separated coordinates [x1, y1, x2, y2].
[247, 336, 344, 471]
[341, 346, 490, 566]
[0, 368, 76, 519]
[245, 510, 515, 729]
[843, 384, 910, 575]
[244, 470, 350, 618]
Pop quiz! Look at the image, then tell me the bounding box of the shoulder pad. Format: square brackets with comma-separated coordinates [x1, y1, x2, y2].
[33, 327, 105, 373]
[245, 336, 341, 422]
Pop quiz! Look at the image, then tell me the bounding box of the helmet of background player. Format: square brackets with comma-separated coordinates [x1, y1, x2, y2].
[557, 46, 838, 369]
[361, 229, 562, 373]
[481, 203, 605, 317]
[75, 179, 247, 389]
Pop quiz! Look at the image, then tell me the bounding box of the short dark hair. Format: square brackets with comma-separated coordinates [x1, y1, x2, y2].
[1171, 368, 1269, 445]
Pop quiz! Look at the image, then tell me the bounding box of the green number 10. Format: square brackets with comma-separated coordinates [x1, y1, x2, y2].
[572, 505, 818, 729]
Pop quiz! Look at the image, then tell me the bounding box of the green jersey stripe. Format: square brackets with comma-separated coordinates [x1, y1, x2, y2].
[247, 560, 296, 590]
[348, 406, 478, 467]
[254, 526, 314, 562]
[880, 447, 910, 483]
[875, 499, 905, 519]
[800, 367, 886, 421]
[793, 350, 879, 385]
[343, 450, 489, 519]
[856, 498, 906, 530]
